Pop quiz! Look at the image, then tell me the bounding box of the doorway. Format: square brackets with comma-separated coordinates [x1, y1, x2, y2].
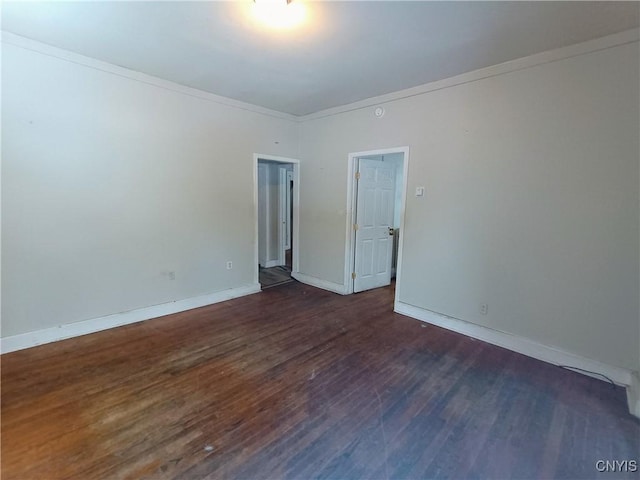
[344, 147, 409, 301]
[254, 154, 300, 289]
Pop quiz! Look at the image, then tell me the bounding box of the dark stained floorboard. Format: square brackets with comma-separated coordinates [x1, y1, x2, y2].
[2, 281, 638, 479]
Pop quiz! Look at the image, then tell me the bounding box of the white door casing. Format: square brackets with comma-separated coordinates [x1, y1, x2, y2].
[353, 157, 396, 293]
[257, 163, 269, 267]
[278, 166, 288, 266]
[253, 154, 301, 285]
[285, 170, 293, 250]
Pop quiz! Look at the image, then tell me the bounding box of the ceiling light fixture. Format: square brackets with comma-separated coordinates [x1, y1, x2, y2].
[254, 0, 292, 5]
[252, 0, 306, 30]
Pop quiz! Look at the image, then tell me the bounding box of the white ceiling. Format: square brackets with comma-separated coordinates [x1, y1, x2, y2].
[2, 1, 638, 116]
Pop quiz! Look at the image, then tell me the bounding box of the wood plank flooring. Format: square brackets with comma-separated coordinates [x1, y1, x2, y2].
[2, 281, 638, 479]
[259, 265, 293, 289]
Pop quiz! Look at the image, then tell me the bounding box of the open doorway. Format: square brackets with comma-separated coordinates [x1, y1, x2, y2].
[254, 154, 300, 289]
[344, 147, 409, 303]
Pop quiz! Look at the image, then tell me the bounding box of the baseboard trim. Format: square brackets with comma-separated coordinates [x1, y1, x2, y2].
[0, 283, 261, 354]
[394, 301, 633, 388]
[264, 260, 281, 268]
[627, 372, 640, 419]
[291, 272, 349, 295]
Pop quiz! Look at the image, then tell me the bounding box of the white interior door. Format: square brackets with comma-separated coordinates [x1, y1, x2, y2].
[354, 157, 396, 293]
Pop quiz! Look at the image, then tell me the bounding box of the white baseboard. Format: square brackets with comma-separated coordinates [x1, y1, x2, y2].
[0, 283, 261, 354]
[291, 272, 349, 295]
[394, 301, 634, 388]
[264, 260, 281, 268]
[627, 372, 640, 419]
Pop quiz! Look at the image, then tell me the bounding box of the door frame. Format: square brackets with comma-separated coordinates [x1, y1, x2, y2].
[253, 154, 300, 285]
[257, 162, 270, 268]
[285, 169, 293, 250]
[278, 166, 289, 266]
[344, 147, 409, 301]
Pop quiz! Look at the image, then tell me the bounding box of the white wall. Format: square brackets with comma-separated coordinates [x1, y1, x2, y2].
[298, 40, 640, 372]
[3, 32, 638, 377]
[1, 38, 298, 338]
[267, 164, 281, 263]
[257, 164, 269, 266]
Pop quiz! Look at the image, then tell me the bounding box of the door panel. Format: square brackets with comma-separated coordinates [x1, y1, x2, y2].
[376, 237, 390, 273]
[360, 239, 374, 277]
[354, 157, 396, 293]
[362, 189, 376, 226]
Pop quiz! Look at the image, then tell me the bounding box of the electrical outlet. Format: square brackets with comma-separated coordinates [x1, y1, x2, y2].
[226, 261, 233, 270]
[480, 303, 488, 315]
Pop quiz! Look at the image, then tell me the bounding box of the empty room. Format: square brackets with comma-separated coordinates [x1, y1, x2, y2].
[1, 1, 639, 479]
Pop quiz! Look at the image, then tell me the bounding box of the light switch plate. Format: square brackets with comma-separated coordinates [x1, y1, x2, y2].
[415, 186, 425, 197]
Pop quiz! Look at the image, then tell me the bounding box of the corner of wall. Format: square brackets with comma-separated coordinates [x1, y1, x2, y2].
[291, 272, 349, 295]
[394, 301, 635, 388]
[627, 371, 640, 419]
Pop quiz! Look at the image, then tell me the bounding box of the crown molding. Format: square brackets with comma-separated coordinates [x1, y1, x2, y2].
[1, 31, 298, 123]
[3, 28, 638, 123]
[299, 28, 640, 122]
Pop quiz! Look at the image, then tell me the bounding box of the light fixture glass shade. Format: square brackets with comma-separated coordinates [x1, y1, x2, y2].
[251, 0, 305, 30]
[254, 0, 291, 5]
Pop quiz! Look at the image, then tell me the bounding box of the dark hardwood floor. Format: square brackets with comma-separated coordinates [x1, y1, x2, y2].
[2, 282, 638, 479]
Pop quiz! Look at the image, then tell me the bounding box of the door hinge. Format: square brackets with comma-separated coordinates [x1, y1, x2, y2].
[353, 224, 359, 231]
[352, 272, 357, 280]
[355, 171, 360, 180]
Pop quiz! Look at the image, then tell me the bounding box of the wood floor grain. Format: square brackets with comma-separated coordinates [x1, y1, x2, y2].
[259, 265, 293, 289]
[2, 282, 638, 479]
